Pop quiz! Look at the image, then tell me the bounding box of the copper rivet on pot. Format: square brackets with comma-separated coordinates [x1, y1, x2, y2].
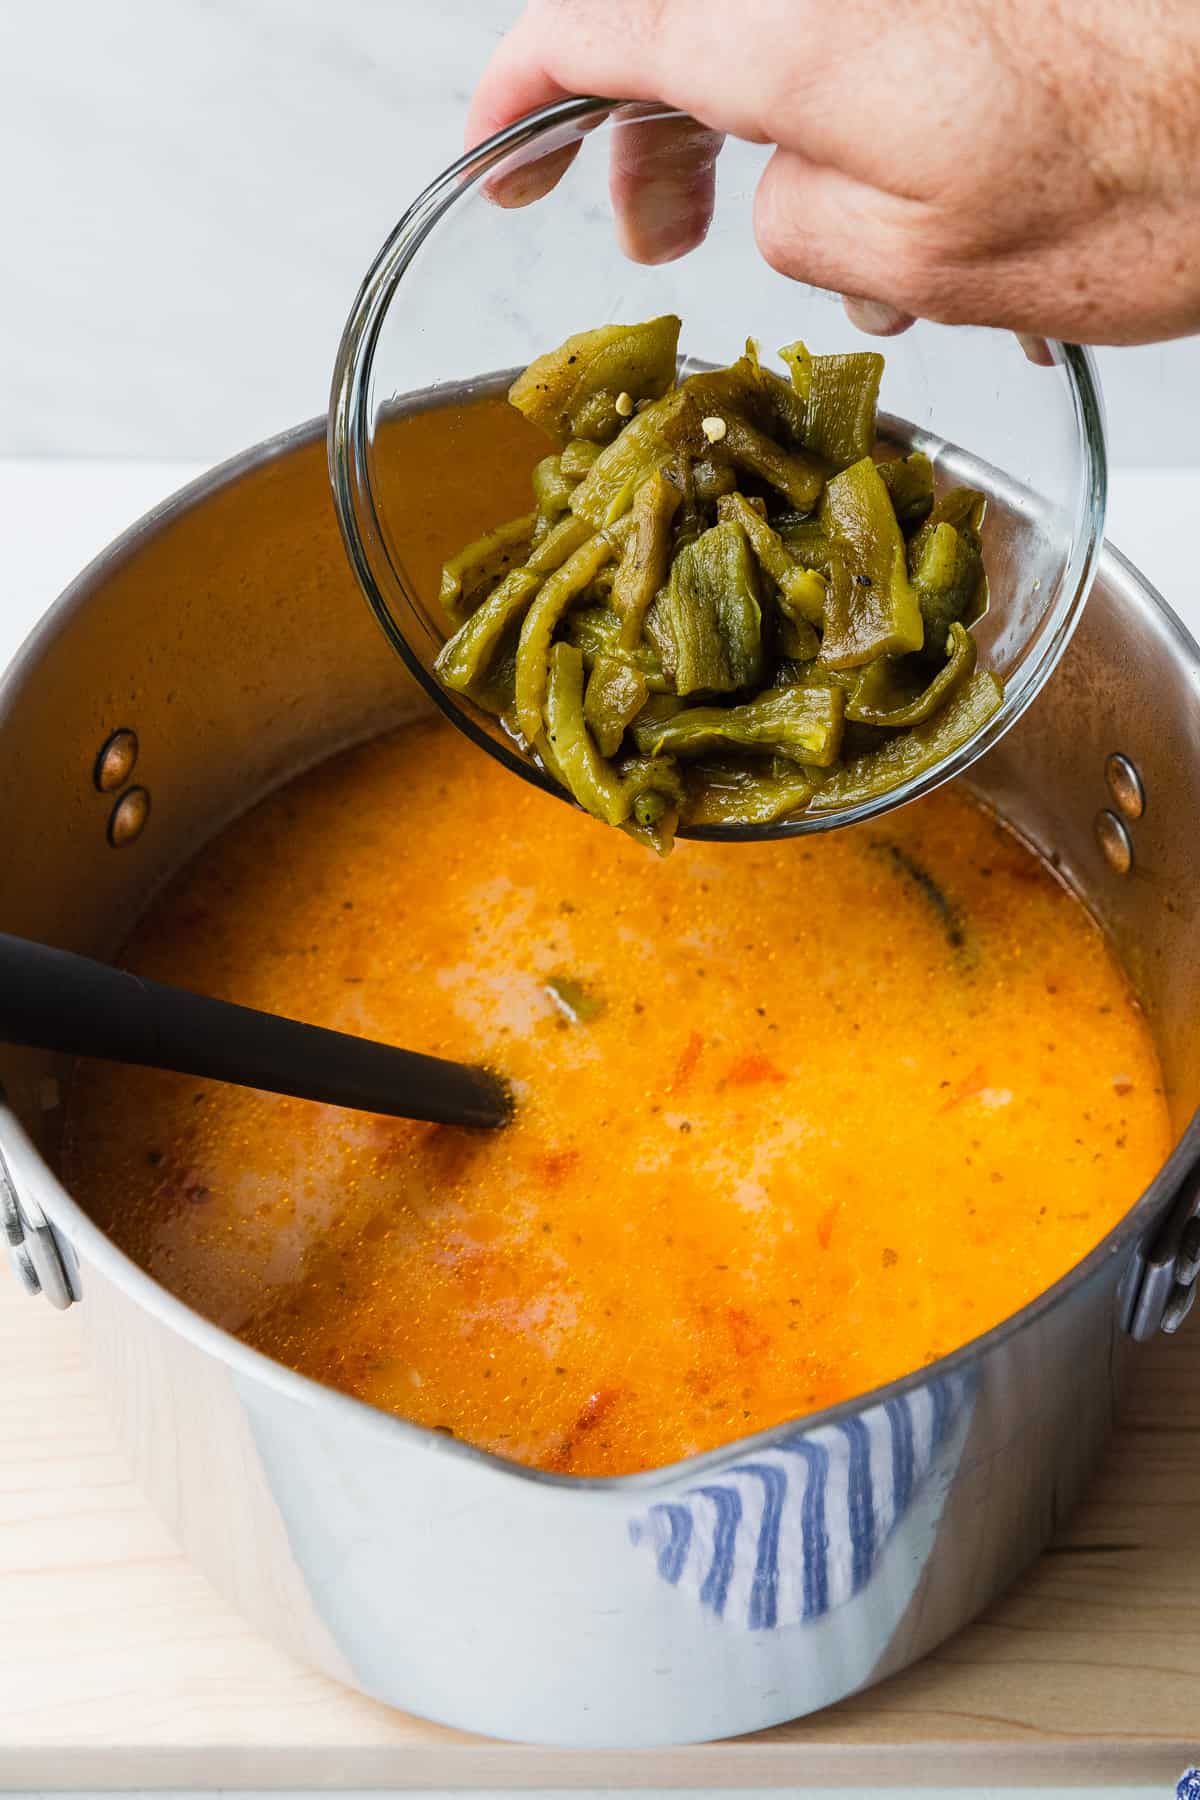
[108, 786, 151, 848]
[1095, 809, 1133, 875]
[94, 728, 139, 793]
[1105, 752, 1145, 821]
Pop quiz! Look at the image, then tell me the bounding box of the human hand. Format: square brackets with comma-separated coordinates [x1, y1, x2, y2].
[467, 0, 1200, 347]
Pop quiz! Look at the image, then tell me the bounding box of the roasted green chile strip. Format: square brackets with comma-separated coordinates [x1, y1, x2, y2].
[584, 655, 650, 757]
[800, 352, 885, 469]
[510, 315, 681, 446]
[567, 391, 679, 528]
[617, 752, 685, 855]
[666, 398, 825, 512]
[682, 759, 818, 826]
[745, 344, 809, 443]
[632, 682, 843, 766]
[819, 457, 925, 667]
[541, 642, 635, 827]
[809, 671, 1003, 810]
[531, 455, 575, 523]
[565, 605, 670, 689]
[777, 615, 822, 661]
[436, 513, 594, 696]
[560, 438, 603, 479]
[909, 487, 988, 656]
[435, 569, 542, 696]
[614, 469, 681, 649]
[524, 513, 594, 574]
[847, 621, 976, 726]
[515, 521, 630, 741]
[879, 452, 935, 530]
[649, 520, 764, 696]
[693, 458, 739, 502]
[541, 643, 684, 843]
[716, 492, 826, 626]
[439, 512, 536, 621]
[778, 340, 812, 403]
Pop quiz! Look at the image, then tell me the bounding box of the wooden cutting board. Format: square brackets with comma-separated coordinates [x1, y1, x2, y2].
[1, 1269, 1196, 1791]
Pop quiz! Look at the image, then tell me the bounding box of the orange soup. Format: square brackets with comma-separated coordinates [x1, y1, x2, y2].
[64, 720, 1170, 1475]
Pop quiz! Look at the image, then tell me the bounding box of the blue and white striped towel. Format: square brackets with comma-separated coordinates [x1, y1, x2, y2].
[628, 1372, 970, 1630]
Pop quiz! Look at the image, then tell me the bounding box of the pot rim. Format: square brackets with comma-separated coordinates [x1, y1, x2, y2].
[5, 416, 1197, 1495]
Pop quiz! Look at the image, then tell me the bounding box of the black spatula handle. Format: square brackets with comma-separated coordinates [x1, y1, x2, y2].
[0, 933, 509, 1129]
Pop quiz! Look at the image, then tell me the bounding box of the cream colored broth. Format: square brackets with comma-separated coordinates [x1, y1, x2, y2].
[64, 720, 1170, 1476]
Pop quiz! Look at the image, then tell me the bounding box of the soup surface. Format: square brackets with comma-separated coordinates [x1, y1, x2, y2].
[65, 720, 1169, 1476]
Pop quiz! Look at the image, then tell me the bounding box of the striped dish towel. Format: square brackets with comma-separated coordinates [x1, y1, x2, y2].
[628, 1372, 970, 1631]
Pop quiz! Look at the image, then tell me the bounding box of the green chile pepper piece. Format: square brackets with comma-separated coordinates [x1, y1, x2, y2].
[802, 352, 884, 469]
[618, 754, 683, 855]
[564, 605, 670, 690]
[568, 390, 682, 528]
[683, 758, 818, 826]
[509, 315, 681, 446]
[523, 513, 594, 574]
[738, 339, 808, 442]
[775, 518, 836, 568]
[438, 512, 536, 622]
[613, 468, 681, 649]
[692, 458, 739, 502]
[631, 681, 843, 767]
[560, 438, 604, 478]
[920, 485, 987, 535]
[514, 521, 630, 741]
[584, 654, 650, 757]
[778, 616, 822, 660]
[531, 454, 575, 522]
[541, 642, 635, 827]
[650, 519, 764, 696]
[878, 451, 935, 530]
[778, 339, 813, 405]
[818, 456, 925, 667]
[846, 621, 977, 726]
[435, 513, 593, 695]
[435, 569, 542, 696]
[665, 397, 825, 513]
[909, 489, 988, 656]
[616, 750, 685, 811]
[717, 492, 827, 625]
[808, 670, 1003, 811]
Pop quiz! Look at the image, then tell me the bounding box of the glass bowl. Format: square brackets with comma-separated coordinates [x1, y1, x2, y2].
[329, 97, 1107, 841]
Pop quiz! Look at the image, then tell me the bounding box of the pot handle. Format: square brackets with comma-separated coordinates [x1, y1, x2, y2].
[0, 1103, 78, 1309]
[1125, 1163, 1200, 1341]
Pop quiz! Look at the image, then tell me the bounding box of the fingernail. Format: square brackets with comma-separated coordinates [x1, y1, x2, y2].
[483, 151, 570, 209]
[843, 296, 915, 337]
[1017, 333, 1055, 367]
[616, 177, 706, 265]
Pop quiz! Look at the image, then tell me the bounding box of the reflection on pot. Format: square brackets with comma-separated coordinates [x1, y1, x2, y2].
[631, 1373, 971, 1629]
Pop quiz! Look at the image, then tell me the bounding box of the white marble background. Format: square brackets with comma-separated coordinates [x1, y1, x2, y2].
[3, 0, 1200, 467]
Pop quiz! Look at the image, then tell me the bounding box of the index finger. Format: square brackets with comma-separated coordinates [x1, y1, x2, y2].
[466, 17, 573, 152]
[466, 5, 721, 257]
[608, 112, 724, 264]
[465, 23, 579, 208]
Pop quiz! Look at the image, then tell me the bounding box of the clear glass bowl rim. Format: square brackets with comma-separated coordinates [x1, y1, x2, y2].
[329, 95, 1109, 841]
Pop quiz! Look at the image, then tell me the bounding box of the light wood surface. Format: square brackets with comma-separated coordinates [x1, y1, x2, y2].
[1, 1270, 1197, 1791]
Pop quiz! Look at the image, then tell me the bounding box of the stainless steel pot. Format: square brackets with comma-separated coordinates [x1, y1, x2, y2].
[1, 405, 1198, 1749]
